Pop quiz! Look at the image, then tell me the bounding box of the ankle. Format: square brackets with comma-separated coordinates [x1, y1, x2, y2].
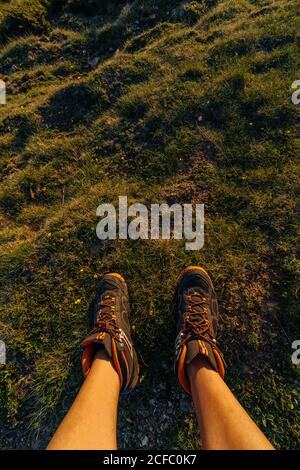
[88, 347, 121, 390]
[187, 355, 214, 381]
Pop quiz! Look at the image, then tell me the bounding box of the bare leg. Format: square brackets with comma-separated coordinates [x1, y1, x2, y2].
[187, 356, 274, 450]
[47, 350, 120, 450]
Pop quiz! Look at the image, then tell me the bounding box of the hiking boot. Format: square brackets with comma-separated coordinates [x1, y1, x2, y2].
[81, 273, 139, 394]
[174, 266, 225, 395]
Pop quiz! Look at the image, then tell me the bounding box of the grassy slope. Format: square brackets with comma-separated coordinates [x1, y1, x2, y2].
[0, 0, 299, 449]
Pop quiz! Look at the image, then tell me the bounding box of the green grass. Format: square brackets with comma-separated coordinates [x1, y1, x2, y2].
[0, 0, 299, 449]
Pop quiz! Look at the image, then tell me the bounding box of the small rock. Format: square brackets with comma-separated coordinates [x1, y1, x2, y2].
[141, 436, 149, 447]
[88, 56, 100, 69]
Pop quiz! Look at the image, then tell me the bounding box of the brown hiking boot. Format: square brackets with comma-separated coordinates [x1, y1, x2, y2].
[81, 273, 139, 394]
[174, 266, 225, 395]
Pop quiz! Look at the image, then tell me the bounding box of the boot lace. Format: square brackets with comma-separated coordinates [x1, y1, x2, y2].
[93, 295, 120, 340]
[181, 289, 217, 349]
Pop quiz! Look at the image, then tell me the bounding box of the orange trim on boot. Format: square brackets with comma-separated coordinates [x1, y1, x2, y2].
[177, 344, 192, 395]
[106, 273, 126, 284]
[177, 344, 225, 395]
[82, 343, 94, 378]
[182, 265, 209, 276]
[111, 337, 123, 390]
[198, 340, 208, 357]
[213, 348, 225, 379]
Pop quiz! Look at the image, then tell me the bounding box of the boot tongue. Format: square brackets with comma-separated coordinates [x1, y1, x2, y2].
[81, 330, 113, 358]
[185, 340, 201, 364]
[102, 333, 113, 357]
[185, 339, 218, 372]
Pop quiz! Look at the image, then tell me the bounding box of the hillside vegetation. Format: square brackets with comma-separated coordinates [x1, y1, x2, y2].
[0, 0, 299, 449]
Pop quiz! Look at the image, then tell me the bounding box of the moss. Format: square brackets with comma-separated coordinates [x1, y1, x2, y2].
[39, 82, 109, 131]
[0, 0, 50, 43]
[49, 0, 128, 16]
[234, 375, 300, 449]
